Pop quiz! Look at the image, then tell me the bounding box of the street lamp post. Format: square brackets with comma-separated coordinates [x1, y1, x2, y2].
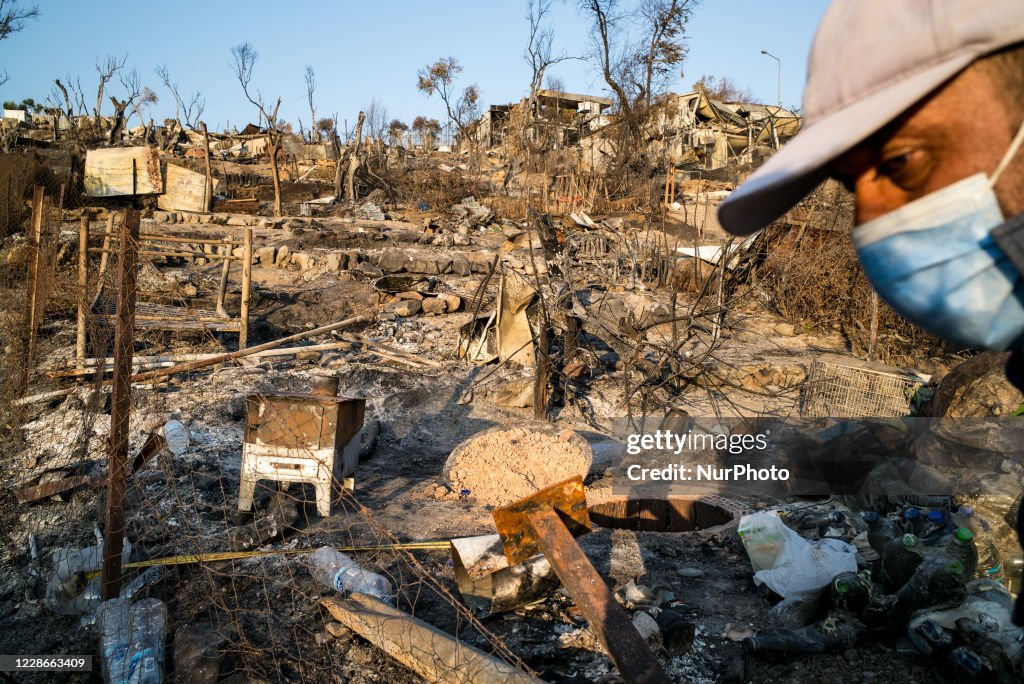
[761, 49, 781, 109]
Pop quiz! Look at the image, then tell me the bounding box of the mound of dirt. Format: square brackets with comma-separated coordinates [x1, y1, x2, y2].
[443, 423, 593, 506]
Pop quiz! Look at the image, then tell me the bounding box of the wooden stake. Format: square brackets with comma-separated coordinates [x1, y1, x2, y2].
[868, 292, 879, 361]
[76, 213, 90, 362]
[101, 208, 140, 600]
[239, 227, 252, 349]
[201, 122, 214, 212]
[21, 185, 45, 397]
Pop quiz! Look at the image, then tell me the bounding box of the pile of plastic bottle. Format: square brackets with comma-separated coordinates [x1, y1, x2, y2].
[742, 504, 1023, 678]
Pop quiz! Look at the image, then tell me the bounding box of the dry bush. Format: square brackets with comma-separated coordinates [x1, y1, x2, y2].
[755, 184, 945, 365]
[393, 167, 487, 212]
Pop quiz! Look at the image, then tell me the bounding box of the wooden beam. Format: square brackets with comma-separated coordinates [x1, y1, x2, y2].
[320, 593, 540, 684]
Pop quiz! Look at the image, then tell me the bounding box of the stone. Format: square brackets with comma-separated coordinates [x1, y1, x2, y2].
[677, 567, 705, 578]
[226, 215, 250, 226]
[451, 255, 471, 277]
[291, 252, 317, 271]
[153, 210, 171, 224]
[469, 255, 494, 274]
[275, 245, 290, 267]
[452, 234, 472, 246]
[378, 250, 409, 273]
[326, 253, 344, 271]
[409, 256, 438, 274]
[774, 322, 797, 337]
[441, 294, 461, 312]
[422, 297, 447, 315]
[386, 299, 421, 317]
[354, 261, 383, 277]
[434, 257, 453, 274]
[254, 245, 276, 266]
[395, 291, 424, 301]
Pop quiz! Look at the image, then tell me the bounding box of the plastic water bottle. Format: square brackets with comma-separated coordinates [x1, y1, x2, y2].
[864, 511, 901, 555]
[921, 509, 953, 545]
[948, 646, 984, 676]
[125, 599, 166, 684]
[741, 611, 864, 655]
[310, 546, 394, 605]
[880, 533, 923, 591]
[908, 618, 953, 655]
[98, 598, 132, 684]
[901, 507, 924, 536]
[764, 593, 825, 631]
[830, 571, 872, 614]
[944, 527, 979, 580]
[893, 558, 966, 619]
[161, 420, 190, 455]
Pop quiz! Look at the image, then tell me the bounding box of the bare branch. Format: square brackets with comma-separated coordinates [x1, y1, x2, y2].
[94, 52, 128, 119]
[0, 0, 38, 41]
[304, 65, 318, 142]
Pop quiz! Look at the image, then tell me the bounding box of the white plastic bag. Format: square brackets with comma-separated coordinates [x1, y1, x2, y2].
[738, 510, 858, 597]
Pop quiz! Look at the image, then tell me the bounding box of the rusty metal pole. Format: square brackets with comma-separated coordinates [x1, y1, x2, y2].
[101, 209, 139, 600]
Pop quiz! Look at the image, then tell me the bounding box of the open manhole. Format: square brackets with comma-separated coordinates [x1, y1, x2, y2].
[587, 493, 737, 533]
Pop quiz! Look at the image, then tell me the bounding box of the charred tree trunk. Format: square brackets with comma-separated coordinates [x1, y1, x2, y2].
[269, 131, 283, 217]
[108, 96, 128, 143]
[345, 111, 366, 204]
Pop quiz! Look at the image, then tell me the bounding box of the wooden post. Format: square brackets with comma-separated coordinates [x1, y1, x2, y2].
[239, 227, 252, 349]
[215, 237, 231, 318]
[77, 213, 90, 362]
[21, 185, 46, 397]
[201, 122, 214, 213]
[867, 292, 880, 361]
[269, 132, 282, 217]
[101, 209, 139, 601]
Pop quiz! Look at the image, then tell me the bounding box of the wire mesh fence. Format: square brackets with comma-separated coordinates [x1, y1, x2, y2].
[800, 358, 923, 418]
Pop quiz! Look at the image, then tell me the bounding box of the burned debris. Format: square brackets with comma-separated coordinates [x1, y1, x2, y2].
[1, 5, 1023, 684]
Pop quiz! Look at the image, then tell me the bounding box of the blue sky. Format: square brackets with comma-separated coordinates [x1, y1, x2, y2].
[1, 0, 829, 133]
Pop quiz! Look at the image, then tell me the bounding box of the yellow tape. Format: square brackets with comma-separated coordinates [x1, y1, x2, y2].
[84, 541, 452, 580]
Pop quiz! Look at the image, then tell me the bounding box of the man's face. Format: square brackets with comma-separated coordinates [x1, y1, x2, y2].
[830, 62, 1024, 226]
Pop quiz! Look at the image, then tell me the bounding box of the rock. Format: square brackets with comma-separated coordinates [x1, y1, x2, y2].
[434, 257, 453, 274]
[452, 234, 472, 246]
[326, 252, 344, 271]
[422, 297, 447, 315]
[254, 245, 276, 266]
[378, 250, 409, 274]
[385, 299, 421, 317]
[774, 322, 797, 336]
[226, 215, 249, 226]
[395, 291, 424, 301]
[153, 210, 171, 224]
[354, 261, 383, 277]
[291, 252, 317, 271]
[378, 311, 397, 321]
[469, 255, 494, 274]
[441, 294, 461, 312]
[275, 245, 291, 267]
[451, 255, 471, 277]
[677, 567, 705, 578]
[409, 256, 438, 274]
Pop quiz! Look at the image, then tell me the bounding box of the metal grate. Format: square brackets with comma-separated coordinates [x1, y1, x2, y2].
[800, 359, 922, 418]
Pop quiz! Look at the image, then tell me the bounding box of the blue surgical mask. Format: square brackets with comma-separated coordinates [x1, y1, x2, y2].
[853, 121, 1024, 350]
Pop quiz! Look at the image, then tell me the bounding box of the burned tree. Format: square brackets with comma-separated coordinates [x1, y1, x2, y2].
[94, 53, 128, 123]
[416, 57, 481, 144]
[304, 65, 318, 143]
[577, 0, 697, 167]
[155, 64, 205, 130]
[0, 0, 39, 86]
[412, 116, 441, 150]
[230, 41, 283, 217]
[387, 119, 408, 147]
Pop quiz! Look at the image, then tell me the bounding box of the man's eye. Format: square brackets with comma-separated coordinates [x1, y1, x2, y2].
[879, 153, 910, 178]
